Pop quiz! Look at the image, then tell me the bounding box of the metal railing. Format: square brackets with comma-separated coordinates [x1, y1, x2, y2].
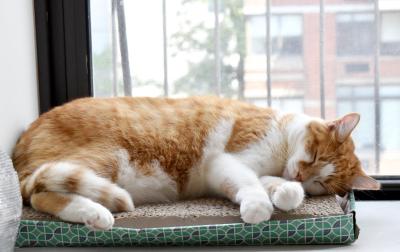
[162, 0, 169, 97]
[265, 0, 272, 107]
[319, 0, 326, 119]
[374, 0, 381, 174]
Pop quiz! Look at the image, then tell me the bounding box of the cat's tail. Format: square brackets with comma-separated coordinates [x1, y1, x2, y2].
[20, 161, 134, 213]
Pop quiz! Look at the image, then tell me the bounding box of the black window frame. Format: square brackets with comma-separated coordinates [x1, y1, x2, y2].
[34, 0, 400, 200]
[35, 0, 92, 114]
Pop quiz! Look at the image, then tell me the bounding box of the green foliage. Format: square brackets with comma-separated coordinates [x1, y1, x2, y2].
[92, 47, 119, 97]
[170, 0, 246, 97]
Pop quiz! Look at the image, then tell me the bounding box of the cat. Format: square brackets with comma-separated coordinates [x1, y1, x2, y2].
[12, 96, 380, 230]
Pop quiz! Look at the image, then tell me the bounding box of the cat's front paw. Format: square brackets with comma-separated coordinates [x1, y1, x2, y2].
[80, 203, 115, 230]
[272, 182, 304, 211]
[240, 199, 273, 224]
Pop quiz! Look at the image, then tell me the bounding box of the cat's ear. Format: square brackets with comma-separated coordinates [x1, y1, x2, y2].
[327, 113, 360, 143]
[352, 172, 380, 190]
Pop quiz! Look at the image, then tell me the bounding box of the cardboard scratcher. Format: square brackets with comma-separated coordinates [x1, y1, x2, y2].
[16, 192, 358, 247]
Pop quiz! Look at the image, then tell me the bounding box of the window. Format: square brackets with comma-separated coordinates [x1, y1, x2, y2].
[35, 0, 400, 199]
[337, 85, 400, 175]
[345, 63, 370, 73]
[248, 15, 303, 56]
[381, 12, 400, 55]
[249, 97, 304, 114]
[336, 13, 375, 56]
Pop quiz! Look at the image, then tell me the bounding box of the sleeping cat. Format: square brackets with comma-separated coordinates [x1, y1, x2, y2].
[12, 97, 379, 230]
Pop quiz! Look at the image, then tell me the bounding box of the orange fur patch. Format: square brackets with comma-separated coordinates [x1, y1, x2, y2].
[225, 110, 273, 153]
[30, 192, 71, 215]
[63, 170, 83, 193]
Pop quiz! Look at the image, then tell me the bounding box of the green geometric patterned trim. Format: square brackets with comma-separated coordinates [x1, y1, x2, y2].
[16, 213, 355, 247]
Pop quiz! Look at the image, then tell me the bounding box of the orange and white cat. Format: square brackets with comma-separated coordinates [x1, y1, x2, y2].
[12, 97, 379, 230]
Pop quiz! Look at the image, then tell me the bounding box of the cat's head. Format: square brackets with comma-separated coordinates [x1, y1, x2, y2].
[285, 113, 380, 196]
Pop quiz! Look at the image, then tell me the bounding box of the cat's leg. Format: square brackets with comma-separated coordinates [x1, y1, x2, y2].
[30, 192, 114, 230]
[259, 176, 304, 211]
[23, 162, 134, 212]
[207, 153, 273, 224]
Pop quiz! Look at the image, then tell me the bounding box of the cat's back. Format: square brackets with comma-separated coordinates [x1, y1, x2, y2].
[12, 96, 273, 182]
[15, 96, 268, 143]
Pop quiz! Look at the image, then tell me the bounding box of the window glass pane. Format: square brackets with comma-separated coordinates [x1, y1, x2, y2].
[126, 1, 164, 96]
[381, 100, 400, 150]
[337, 99, 376, 174]
[278, 15, 302, 37]
[220, 0, 246, 99]
[380, 85, 400, 96]
[90, 0, 164, 97]
[381, 12, 400, 55]
[271, 1, 314, 116]
[332, 2, 378, 174]
[381, 12, 400, 42]
[354, 86, 374, 98]
[381, 99, 400, 174]
[337, 100, 351, 115]
[90, 0, 114, 97]
[336, 86, 352, 98]
[89, 0, 400, 175]
[336, 13, 375, 56]
[248, 14, 303, 56]
[167, 0, 215, 97]
[248, 16, 265, 55]
[353, 101, 375, 150]
[272, 98, 304, 114]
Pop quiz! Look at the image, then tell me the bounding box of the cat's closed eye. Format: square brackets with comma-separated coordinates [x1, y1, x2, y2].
[316, 181, 325, 189]
[310, 152, 318, 164]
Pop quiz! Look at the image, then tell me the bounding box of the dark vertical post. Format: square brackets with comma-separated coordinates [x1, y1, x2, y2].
[116, 0, 132, 96]
[111, 0, 118, 96]
[162, 0, 169, 97]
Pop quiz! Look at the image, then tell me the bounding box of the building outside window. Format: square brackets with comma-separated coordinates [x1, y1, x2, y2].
[248, 14, 303, 56]
[336, 13, 375, 56]
[89, 0, 400, 176]
[381, 12, 400, 55]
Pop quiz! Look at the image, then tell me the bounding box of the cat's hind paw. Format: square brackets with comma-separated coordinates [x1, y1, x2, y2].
[81, 203, 115, 230]
[272, 182, 304, 211]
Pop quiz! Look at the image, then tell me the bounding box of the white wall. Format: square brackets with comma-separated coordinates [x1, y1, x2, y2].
[0, 0, 39, 155]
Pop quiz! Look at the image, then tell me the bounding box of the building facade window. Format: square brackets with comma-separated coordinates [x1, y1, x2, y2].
[336, 13, 375, 56]
[249, 14, 303, 56]
[337, 85, 400, 174]
[381, 12, 400, 56]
